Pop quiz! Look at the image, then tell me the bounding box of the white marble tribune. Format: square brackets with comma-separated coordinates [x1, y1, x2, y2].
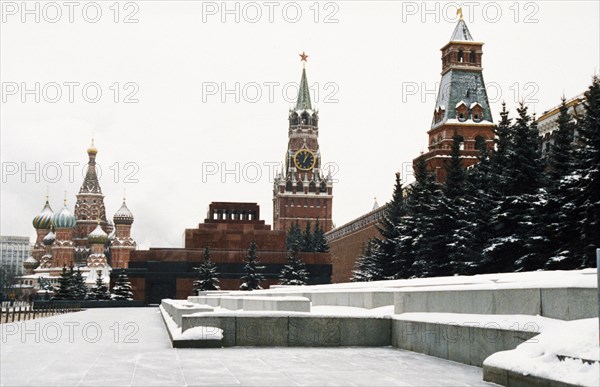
[1, 308, 495, 386]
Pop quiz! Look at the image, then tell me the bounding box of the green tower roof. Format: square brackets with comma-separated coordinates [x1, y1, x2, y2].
[295, 67, 312, 111]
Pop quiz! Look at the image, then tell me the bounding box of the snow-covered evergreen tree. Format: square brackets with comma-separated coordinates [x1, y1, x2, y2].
[464, 135, 497, 273]
[573, 76, 600, 267]
[352, 239, 380, 282]
[73, 268, 87, 300]
[285, 222, 302, 251]
[239, 241, 264, 291]
[90, 271, 111, 300]
[312, 221, 330, 253]
[373, 172, 406, 279]
[192, 247, 220, 294]
[301, 222, 313, 252]
[548, 97, 576, 181]
[482, 103, 547, 272]
[444, 135, 480, 274]
[279, 245, 309, 285]
[111, 272, 134, 300]
[54, 266, 76, 300]
[542, 97, 581, 269]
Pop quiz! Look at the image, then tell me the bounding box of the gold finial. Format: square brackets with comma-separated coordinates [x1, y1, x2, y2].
[87, 137, 98, 155]
[63, 191, 67, 206]
[123, 188, 127, 203]
[457, 7, 463, 20]
[45, 186, 50, 202]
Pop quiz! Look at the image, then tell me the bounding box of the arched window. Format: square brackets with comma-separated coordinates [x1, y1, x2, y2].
[458, 49, 464, 63]
[301, 112, 310, 125]
[289, 112, 299, 126]
[470, 51, 476, 63]
[474, 135, 486, 152]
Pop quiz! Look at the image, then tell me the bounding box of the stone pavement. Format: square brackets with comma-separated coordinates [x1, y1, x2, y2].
[0, 308, 496, 386]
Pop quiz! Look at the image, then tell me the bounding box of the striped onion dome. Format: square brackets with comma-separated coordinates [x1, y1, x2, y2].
[53, 202, 77, 228]
[32, 200, 54, 230]
[113, 199, 134, 225]
[88, 224, 108, 244]
[43, 230, 56, 246]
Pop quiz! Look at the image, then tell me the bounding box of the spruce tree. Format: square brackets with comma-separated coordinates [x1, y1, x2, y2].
[279, 244, 309, 285]
[492, 102, 512, 190]
[301, 222, 313, 252]
[312, 221, 330, 253]
[444, 135, 479, 275]
[482, 103, 547, 272]
[285, 222, 302, 251]
[373, 172, 406, 279]
[192, 247, 220, 294]
[444, 135, 466, 200]
[91, 271, 111, 300]
[73, 268, 87, 300]
[398, 155, 454, 278]
[543, 97, 581, 269]
[111, 272, 133, 300]
[465, 136, 496, 273]
[352, 239, 381, 282]
[54, 266, 76, 300]
[547, 97, 576, 181]
[574, 76, 600, 267]
[239, 241, 264, 291]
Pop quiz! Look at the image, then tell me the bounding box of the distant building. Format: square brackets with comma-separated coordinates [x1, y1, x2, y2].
[0, 236, 31, 275]
[537, 93, 586, 158]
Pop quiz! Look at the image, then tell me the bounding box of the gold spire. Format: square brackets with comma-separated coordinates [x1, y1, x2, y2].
[457, 7, 463, 20]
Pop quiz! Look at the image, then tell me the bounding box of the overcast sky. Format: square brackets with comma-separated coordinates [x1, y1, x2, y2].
[1, 1, 599, 249]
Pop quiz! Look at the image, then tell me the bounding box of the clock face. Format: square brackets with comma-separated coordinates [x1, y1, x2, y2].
[294, 149, 316, 171]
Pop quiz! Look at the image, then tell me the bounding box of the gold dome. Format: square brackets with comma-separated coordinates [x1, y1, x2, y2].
[87, 139, 97, 155]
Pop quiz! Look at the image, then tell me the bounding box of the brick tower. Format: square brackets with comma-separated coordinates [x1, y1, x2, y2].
[73, 140, 112, 263]
[110, 198, 136, 268]
[273, 53, 333, 232]
[414, 15, 495, 182]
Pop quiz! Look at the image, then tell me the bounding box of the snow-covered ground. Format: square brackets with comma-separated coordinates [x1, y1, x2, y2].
[484, 318, 599, 386]
[0, 307, 496, 386]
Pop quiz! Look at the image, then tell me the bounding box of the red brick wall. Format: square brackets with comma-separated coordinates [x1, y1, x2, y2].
[329, 223, 383, 283]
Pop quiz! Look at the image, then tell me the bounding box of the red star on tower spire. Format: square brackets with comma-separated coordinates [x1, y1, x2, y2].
[299, 51, 308, 62]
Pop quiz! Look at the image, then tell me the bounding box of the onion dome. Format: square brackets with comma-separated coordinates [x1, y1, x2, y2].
[53, 200, 77, 228]
[32, 200, 54, 229]
[23, 256, 38, 270]
[43, 230, 56, 246]
[87, 138, 97, 155]
[113, 199, 134, 225]
[88, 224, 108, 244]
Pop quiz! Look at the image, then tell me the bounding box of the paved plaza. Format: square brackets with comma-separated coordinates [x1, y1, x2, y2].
[1, 308, 495, 386]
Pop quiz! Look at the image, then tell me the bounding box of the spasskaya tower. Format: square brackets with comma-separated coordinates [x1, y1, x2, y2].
[272, 52, 333, 232]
